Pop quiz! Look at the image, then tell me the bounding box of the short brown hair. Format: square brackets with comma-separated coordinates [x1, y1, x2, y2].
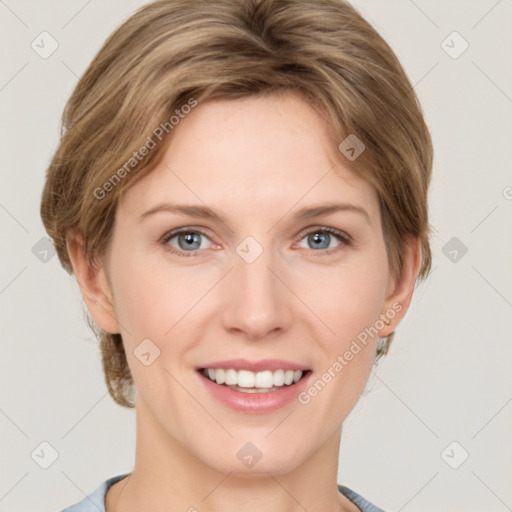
[40, 0, 433, 408]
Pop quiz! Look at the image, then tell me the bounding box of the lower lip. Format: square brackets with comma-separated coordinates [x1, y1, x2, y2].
[198, 371, 311, 414]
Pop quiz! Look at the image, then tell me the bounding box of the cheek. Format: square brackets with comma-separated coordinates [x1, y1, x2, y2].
[109, 251, 203, 338]
[301, 273, 385, 421]
[300, 259, 389, 344]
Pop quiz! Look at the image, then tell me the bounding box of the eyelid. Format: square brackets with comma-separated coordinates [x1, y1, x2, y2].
[295, 224, 352, 243]
[159, 226, 217, 255]
[292, 225, 352, 256]
[160, 225, 352, 257]
[160, 225, 212, 242]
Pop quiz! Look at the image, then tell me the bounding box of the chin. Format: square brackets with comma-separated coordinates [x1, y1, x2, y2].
[193, 437, 310, 477]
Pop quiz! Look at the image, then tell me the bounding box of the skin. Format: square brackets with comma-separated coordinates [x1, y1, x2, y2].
[68, 92, 421, 512]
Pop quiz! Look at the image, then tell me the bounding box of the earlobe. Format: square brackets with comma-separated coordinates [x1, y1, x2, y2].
[66, 233, 120, 334]
[378, 237, 422, 338]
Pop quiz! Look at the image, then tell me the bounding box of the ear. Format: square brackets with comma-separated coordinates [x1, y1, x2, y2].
[66, 233, 120, 334]
[378, 237, 422, 338]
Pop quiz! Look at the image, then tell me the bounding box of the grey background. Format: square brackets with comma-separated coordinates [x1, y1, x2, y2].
[1, 1, 511, 510]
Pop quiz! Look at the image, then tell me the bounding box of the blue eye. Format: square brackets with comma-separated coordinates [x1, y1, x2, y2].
[161, 227, 351, 257]
[297, 228, 350, 254]
[162, 229, 212, 256]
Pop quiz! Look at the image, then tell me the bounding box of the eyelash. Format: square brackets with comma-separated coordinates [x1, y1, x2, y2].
[160, 226, 352, 258]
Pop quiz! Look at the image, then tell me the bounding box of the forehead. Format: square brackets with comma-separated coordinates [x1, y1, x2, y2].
[119, 93, 379, 222]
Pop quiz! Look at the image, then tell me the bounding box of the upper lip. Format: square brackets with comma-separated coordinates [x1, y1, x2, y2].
[197, 359, 310, 372]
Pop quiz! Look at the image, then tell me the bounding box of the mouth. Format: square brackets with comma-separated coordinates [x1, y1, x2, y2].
[198, 367, 311, 393]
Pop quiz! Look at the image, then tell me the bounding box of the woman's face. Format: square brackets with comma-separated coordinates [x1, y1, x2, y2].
[100, 92, 402, 474]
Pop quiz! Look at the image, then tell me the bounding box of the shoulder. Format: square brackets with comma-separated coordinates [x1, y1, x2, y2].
[59, 476, 382, 512]
[338, 484, 387, 512]
[59, 474, 129, 512]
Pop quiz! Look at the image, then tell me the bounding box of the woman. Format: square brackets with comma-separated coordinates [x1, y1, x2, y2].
[41, 1, 433, 510]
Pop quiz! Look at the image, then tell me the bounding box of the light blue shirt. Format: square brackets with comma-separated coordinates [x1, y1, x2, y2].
[60, 473, 386, 512]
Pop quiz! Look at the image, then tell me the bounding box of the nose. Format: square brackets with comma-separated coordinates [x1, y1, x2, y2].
[220, 243, 293, 341]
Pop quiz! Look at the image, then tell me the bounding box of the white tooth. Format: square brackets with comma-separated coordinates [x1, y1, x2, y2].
[237, 369, 255, 388]
[215, 369, 225, 385]
[273, 369, 285, 386]
[225, 369, 237, 385]
[255, 370, 273, 388]
[206, 367, 303, 388]
[284, 370, 294, 385]
[237, 387, 272, 393]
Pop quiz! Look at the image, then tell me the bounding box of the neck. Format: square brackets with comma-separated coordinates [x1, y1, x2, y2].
[108, 398, 356, 512]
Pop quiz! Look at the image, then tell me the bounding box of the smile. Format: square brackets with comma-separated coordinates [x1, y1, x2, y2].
[196, 359, 312, 413]
[200, 368, 308, 393]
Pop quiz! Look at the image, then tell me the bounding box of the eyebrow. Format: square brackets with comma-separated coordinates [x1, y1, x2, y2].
[138, 201, 371, 225]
